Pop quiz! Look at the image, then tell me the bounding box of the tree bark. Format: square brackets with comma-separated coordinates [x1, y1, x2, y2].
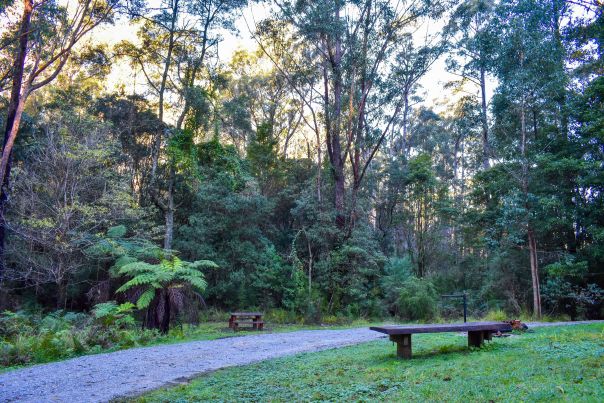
[528, 227, 541, 318]
[163, 165, 175, 251]
[160, 288, 171, 334]
[480, 65, 490, 169]
[150, 0, 179, 185]
[520, 91, 541, 318]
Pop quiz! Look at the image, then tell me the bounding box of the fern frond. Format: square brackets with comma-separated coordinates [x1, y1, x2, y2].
[92, 301, 118, 319]
[118, 261, 156, 275]
[116, 274, 159, 293]
[110, 256, 138, 277]
[189, 260, 219, 270]
[136, 288, 156, 309]
[179, 275, 207, 291]
[174, 267, 204, 277]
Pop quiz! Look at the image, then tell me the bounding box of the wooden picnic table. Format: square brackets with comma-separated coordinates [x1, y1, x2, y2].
[370, 321, 513, 359]
[229, 312, 264, 331]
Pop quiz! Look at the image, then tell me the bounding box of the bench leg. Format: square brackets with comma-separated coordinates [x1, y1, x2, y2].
[483, 331, 492, 341]
[390, 334, 412, 359]
[468, 331, 484, 348]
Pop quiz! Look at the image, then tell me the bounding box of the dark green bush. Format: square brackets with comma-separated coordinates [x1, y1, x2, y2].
[0, 309, 160, 367]
[396, 277, 438, 321]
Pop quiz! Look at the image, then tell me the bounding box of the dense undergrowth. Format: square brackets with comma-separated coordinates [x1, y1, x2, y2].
[138, 323, 604, 402]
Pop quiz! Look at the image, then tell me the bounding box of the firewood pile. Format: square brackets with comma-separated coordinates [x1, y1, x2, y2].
[493, 320, 528, 337]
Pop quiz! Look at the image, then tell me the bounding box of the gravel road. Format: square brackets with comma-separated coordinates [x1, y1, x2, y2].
[1, 320, 602, 403]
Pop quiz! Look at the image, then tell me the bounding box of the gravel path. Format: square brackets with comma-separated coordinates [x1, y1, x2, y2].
[1, 320, 602, 403]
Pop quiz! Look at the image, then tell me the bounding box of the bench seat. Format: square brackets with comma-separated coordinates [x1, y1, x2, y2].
[370, 321, 513, 359]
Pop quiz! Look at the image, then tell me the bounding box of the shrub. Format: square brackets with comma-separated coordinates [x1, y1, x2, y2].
[92, 301, 135, 328]
[0, 309, 162, 367]
[265, 309, 297, 324]
[396, 277, 438, 321]
[484, 309, 508, 321]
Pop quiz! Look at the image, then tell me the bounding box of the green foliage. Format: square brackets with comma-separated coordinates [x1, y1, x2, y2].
[545, 257, 588, 280]
[116, 255, 212, 309]
[106, 225, 128, 239]
[1, 0, 603, 335]
[396, 277, 438, 321]
[381, 257, 414, 315]
[0, 310, 158, 367]
[92, 302, 136, 328]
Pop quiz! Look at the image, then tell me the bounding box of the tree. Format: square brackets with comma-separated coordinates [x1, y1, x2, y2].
[0, 0, 119, 269]
[4, 101, 138, 308]
[446, 0, 497, 169]
[116, 0, 247, 251]
[489, 0, 574, 317]
[115, 255, 215, 333]
[272, 0, 447, 231]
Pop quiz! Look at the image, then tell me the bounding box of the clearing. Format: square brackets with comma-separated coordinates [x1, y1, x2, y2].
[0, 321, 601, 402]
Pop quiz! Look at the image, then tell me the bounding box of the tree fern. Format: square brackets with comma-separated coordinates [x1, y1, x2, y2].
[90, 226, 216, 333]
[115, 255, 215, 333]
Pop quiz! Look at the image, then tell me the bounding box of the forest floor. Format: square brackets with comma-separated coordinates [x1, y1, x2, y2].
[0, 321, 602, 402]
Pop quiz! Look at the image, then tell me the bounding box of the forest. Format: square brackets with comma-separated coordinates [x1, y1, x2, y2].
[0, 0, 602, 351]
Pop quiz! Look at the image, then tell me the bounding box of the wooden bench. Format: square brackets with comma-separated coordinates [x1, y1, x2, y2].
[229, 312, 264, 331]
[370, 321, 513, 359]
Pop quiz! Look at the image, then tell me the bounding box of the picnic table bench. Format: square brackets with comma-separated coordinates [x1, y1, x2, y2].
[229, 312, 264, 331]
[370, 321, 513, 359]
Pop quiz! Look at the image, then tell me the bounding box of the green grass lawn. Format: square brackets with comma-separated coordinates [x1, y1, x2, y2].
[136, 323, 604, 402]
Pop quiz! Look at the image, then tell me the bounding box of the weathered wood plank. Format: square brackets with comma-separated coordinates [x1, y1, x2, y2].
[468, 330, 484, 347]
[370, 321, 512, 335]
[230, 312, 263, 316]
[390, 334, 412, 359]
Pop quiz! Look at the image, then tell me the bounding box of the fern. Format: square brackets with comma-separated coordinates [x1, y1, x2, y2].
[92, 301, 135, 328]
[94, 224, 217, 333]
[106, 225, 127, 239]
[136, 289, 156, 309]
[189, 260, 219, 270]
[179, 275, 207, 291]
[116, 273, 159, 293]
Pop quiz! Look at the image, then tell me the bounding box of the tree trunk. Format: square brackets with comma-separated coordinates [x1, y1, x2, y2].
[0, 0, 34, 275]
[163, 165, 175, 251]
[528, 227, 541, 318]
[57, 277, 68, 310]
[160, 288, 171, 334]
[480, 65, 490, 169]
[402, 89, 410, 158]
[150, 0, 179, 184]
[520, 92, 541, 318]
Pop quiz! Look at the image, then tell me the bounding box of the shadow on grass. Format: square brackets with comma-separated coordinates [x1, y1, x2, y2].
[372, 341, 510, 362]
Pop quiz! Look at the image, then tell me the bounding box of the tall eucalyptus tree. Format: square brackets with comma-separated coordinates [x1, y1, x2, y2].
[446, 0, 496, 169]
[274, 0, 449, 232]
[117, 0, 247, 250]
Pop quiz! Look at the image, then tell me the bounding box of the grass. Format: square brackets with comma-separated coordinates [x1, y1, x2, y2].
[135, 323, 604, 402]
